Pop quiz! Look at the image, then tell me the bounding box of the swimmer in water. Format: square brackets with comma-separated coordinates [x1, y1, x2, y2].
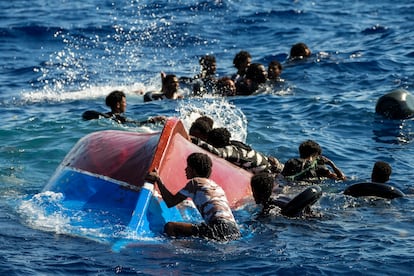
[145, 152, 240, 241]
[82, 90, 166, 125]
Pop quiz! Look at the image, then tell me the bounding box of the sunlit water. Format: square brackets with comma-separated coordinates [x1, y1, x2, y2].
[1, 0, 414, 274]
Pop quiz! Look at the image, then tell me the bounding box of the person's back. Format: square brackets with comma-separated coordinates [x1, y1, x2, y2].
[281, 157, 328, 181]
[194, 127, 283, 174]
[181, 177, 236, 225]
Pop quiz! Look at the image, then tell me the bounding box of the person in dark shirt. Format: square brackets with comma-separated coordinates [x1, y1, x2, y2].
[281, 140, 346, 182]
[82, 90, 165, 125]
[180, 55, 218, 96]
[250, 172, 321, 217]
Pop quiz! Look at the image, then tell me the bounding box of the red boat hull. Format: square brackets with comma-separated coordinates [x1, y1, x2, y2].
[63, 117, 252, 208]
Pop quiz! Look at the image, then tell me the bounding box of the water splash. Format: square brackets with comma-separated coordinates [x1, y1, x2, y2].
[177, 96, 248, 142]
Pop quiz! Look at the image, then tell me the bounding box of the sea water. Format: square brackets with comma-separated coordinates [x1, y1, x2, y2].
[1, 0, 414, 275]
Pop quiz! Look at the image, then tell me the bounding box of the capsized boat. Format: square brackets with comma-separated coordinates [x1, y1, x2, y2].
[42, 117, 253, 249]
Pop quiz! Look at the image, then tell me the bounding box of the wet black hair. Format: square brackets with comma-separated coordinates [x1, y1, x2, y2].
[371, 161, 392, 183]
[189, 120, 212, 139]
[195, 115, 214, 129]
[233, 50, 251, 69]
[105, 90, 126, 110]
[298, 140, 322, 159]
[250, 173, 274, 204]
[162, 74, 178, 86]
[207, 127, 231, 148]
[187, 152, 212, 177]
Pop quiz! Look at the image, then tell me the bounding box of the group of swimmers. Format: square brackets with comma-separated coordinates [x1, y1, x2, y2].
[82, 42, 402, 242]
[144, 114, 398, 242]
[141, 42, 311, 101]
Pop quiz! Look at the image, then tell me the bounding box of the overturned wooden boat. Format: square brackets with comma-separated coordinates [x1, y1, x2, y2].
[42, 117, 252, 249]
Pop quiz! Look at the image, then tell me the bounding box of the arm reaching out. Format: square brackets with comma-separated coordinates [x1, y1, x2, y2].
[319, 156, 346, 181]
[145, 169, 186, 207]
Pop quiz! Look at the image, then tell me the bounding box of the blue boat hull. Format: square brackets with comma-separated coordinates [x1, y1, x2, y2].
[39, 118, 252, 248]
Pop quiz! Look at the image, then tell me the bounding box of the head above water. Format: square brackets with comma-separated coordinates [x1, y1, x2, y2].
[217, 77, 236, 96]
[268, 60, 283, 80]
[195, 115, 214, 129]
[189, 119, 212, 141]
[186, 152, 212, 178]
[207, 127, 232, 148]
[250, 173, 274, 205]
[371, 161, 392, 183]
[105, 90, 126, 113]
[233, 50, 252, 74]
[246, 63, 268, 84]
[199, 55, 216, 76]
[290, 42, 311, 59]
[161, 74, 179, 98]
[299, 140, 322, 159]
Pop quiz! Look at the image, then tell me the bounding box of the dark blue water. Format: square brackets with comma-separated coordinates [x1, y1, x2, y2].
[1, 0, 414, 274]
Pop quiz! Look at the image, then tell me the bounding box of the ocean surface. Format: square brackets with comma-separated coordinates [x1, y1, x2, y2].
[1, 0, 414, 275]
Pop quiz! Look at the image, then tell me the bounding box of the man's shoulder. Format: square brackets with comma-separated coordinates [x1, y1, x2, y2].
[282, 158, 304, 175]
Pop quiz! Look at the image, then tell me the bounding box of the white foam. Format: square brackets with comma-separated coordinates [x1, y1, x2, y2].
[177, 97, 248, 142]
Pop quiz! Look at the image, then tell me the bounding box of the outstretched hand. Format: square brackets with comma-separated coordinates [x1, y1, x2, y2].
[145, 169, 160, 184]
[319, 155, 347, 181]
[318, 155, 332, 165]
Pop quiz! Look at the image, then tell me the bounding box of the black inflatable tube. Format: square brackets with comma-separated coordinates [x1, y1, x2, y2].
[144, 91, 165, 102]
[82, 110, 110, 120]
[344, 182, 404, 199]
[143, 92, 154, 102]
[280, 185, 322, 217]
[375, 89, 414, 119]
